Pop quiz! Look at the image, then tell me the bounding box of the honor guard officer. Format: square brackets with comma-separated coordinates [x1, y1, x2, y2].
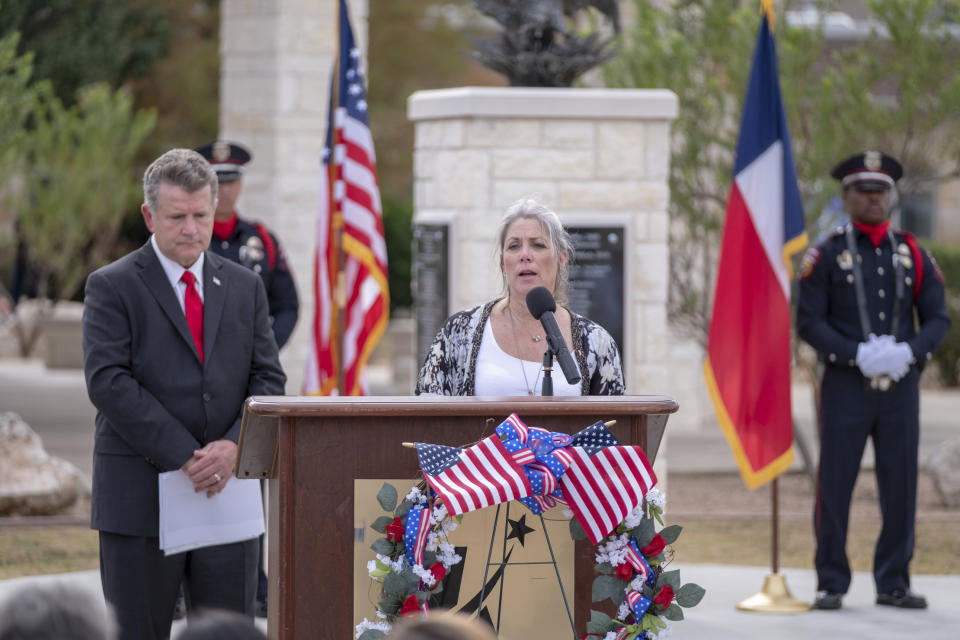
[195, 141, 299, 348]
[797, 151, 949, 611]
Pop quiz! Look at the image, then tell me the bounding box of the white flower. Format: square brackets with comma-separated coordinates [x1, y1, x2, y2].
[624, 504, 645, 529]
[630, 576, 647, 592]
[366, 560, 378, 573]
[595, 533, 630, 566]
[412, 563, 437, 587]
[436, 540, 462, 568]
[645, 487, 666, 510]
[617, 600, 631, 621]
[432, 504, 452, 526]
[355, 618, 392, 639]
[376, 553, 405, 573]
[405, 486, 427, 505]
[603, 632, 619, 640]
[425, 531, 439, 552]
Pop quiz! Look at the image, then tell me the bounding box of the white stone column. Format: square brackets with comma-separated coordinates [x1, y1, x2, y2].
[219, 0, 368, 393]
[408, 87, 678, 395]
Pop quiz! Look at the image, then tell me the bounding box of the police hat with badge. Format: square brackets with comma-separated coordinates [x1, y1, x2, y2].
[194, 140, 251, 182]
[830, 150, 903, 192]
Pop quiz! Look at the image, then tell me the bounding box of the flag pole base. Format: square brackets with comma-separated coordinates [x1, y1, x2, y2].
[736, 573, 811, 613]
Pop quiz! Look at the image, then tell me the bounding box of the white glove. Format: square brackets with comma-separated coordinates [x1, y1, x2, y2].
[878, 342, 914, 381]
[855, 334, 894, 377]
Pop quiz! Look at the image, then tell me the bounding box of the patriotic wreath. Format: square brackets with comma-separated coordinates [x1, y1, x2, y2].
[356, 415, 703, 640]
[578, 488, 705, 640]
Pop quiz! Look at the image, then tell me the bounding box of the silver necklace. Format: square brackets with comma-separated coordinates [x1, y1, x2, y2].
[507, 306, 543, 395]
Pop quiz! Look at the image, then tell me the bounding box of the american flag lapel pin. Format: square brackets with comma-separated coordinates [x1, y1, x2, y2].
[212, 276, 221, 286]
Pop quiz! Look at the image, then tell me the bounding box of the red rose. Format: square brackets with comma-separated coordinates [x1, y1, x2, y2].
[615, 563, 634, 581]
[641, 534, 666, 557]
[429, 562, 446, 584]
[385, 517, 405, 543]
[652, 585, 675, 610]
[399, 593, 421, 616]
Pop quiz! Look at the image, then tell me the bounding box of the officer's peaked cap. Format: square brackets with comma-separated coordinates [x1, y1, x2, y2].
[194, 141, 251, 181]
[830, 150, 902, 192]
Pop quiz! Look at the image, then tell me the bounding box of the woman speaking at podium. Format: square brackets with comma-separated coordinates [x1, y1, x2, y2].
[415, 198, 623, 397]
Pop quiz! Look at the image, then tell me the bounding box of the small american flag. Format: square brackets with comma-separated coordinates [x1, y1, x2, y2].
[416, 436, 532, 515]
[570, 420, 621, 454]
[560, 445, 657, 545]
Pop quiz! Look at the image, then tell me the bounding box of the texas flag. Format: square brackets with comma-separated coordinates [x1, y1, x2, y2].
[703, 5, 807, 490]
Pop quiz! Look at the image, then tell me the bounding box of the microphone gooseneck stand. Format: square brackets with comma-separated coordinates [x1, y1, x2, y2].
[541, 349, 554, 396]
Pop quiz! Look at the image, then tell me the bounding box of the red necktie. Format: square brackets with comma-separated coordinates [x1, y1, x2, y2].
[180, 271, 204, 363]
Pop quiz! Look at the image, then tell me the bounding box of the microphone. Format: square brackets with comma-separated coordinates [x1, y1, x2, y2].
[525, 286, 581, 385]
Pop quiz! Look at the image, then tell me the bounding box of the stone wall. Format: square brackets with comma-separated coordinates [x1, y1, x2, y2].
[408, 87, 678, 397]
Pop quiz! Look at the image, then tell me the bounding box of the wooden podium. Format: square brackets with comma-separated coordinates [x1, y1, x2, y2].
[236, 395, 677, 639]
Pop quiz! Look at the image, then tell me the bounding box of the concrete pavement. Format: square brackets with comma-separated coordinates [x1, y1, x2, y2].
[2, 357, 959, 638]
[1, 566, 957, 639]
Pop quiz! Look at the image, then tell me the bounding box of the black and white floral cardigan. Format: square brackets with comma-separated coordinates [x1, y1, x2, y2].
[415, 300, 625, 396]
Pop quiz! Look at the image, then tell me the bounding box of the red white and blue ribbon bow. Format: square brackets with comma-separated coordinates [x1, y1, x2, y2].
[403, 504, 432, 568]
[626, 589, 653, 620]
[624, 539, 656, 586]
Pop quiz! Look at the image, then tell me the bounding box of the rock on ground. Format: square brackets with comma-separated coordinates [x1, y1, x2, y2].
[0, 412, 89, 515]
[927, 437, 960, 508]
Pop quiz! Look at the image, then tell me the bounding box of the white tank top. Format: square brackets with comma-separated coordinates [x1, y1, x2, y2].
[473, 320, 582, 397]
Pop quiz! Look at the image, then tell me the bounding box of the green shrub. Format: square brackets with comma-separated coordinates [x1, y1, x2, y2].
[926, 244, 960, 386]
[382, 195, 412, 311]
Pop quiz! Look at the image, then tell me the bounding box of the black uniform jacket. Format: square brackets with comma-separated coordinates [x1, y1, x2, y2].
[210, 216, 299, 347]
[796, 225, 949, 369]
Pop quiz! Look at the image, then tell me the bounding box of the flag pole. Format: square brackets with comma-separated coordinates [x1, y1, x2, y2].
[331, 0, 346, 395]
[735, 462, 809, 613]
[736, 4, 809, 611]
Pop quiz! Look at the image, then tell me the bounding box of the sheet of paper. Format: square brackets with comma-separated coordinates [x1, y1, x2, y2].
[158, 470, 264, 556]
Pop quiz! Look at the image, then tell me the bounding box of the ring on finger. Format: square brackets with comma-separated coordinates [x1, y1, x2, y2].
[214, 473, 222, 483]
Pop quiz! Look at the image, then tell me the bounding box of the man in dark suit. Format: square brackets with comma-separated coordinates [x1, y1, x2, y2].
[82, 148, 286, 639]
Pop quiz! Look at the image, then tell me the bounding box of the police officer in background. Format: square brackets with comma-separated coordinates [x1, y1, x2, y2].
[193, 141, 298, 618]
[195, 141, 299, 348]
[797, 151, 949, 611]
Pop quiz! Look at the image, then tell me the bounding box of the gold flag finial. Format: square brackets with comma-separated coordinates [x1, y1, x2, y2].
[762, 0, 775, 28]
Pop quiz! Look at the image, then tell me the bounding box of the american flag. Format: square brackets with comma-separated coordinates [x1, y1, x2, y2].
[415, 436, 532, 516]
[560, 445, 658, 545]
[570, 420, 621, 454]
[303, 0, 389, 396]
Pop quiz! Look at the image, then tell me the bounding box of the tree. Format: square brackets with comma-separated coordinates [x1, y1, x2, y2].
[0, 31, 38, 218]
[603, 0, 960, 344]
[0, 31, 156, 355]
[0, 0, 171, 106]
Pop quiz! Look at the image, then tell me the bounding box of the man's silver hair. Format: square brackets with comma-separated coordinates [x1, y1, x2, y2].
[495, 198, 574, 304]
[143, 148, 218, 212]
